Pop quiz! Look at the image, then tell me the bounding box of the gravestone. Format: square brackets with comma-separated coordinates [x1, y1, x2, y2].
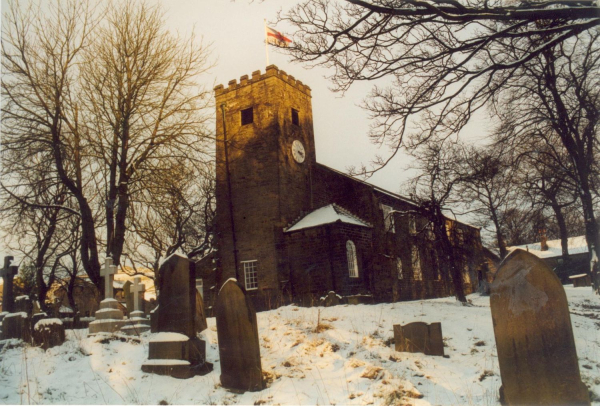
[393, 322, 445, 356]
[15, 295, 33, 317]
[195, 291, 207, 333]
[569, 273, 592, 288]
[33, 319, 65, 350]
[1, 256, 19, 313]
[121, 277, 150, 335]
[89, 258, 127, 334]
[215, 278, 264, 392]
[141, 254, 212, 378]
[320, 291, 341, 307]
[490, 249, 589, 405]
[1, 312, 31, 342]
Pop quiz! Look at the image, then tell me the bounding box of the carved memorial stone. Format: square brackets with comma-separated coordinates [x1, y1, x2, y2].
[215, 279, 264, 392]
[491, 249, 589, 406]
[141, 254, 212, 378]
[393, 322, 445, 356]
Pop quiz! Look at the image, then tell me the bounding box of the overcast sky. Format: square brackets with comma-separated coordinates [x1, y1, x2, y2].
[0, 0, 493, 265]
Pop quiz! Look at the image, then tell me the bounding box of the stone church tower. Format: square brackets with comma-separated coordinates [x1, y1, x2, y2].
[214, 65, 316, 304]
[209, 65, 486, 312]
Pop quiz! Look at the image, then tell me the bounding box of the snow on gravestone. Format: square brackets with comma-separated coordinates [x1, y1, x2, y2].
[142, 254, 212, 378]
[33, 318, 65, 350]
[215, 279, 264, 392]
[490, 249, 589, 406]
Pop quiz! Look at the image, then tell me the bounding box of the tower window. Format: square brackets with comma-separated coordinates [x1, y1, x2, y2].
[291, 108, 299, 126]
[241, 107, 253, 125]
[242, 260, 258, 290]
[347, 240, 359, 278]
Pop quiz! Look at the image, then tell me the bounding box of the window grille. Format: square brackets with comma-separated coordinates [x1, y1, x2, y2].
[346, 241, 359, 278]
[242, 260, 258, 290]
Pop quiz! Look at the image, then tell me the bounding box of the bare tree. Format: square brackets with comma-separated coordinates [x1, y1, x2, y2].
[281, 1, 600, 291]
[405, 139, 470, 302]
[128, 163, 215, 277]
[2, 1, 214, 296]
[456, 145, 517, 258]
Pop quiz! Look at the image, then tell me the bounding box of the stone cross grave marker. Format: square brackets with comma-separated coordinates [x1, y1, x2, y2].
[490, 249, 589, 405]
[215, 279, 264, 392]
[1, 256, 19, 313]
[100, 257, 117, 299]
[131, 277, 145, 313]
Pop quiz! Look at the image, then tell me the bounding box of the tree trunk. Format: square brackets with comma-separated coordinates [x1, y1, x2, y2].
[550, 202, 570, 258]
[433, 210, 466, 302]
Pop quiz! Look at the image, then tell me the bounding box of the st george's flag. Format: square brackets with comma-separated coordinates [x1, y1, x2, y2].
[266, 26, 292, 47]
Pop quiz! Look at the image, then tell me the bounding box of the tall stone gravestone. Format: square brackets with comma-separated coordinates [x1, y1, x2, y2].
[89, 258, 127, 334]
[491, 249, 589, 405]
[141, 254, 212, 378]
[215, 279, 264, 392]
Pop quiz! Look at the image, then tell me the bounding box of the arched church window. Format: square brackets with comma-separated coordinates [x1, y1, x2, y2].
[346, 240, 359, 278]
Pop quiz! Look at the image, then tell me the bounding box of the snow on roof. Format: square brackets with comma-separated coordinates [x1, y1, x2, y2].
[285, 204, 372, 233]
[507, 235, 589, 259]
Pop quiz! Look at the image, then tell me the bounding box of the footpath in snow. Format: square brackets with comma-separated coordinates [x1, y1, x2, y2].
[0, 286, 598, 405]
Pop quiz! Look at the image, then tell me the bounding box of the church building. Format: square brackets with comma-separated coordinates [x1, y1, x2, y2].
[203, 65, 486, 311]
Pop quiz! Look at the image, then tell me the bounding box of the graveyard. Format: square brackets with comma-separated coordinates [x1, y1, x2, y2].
[0, 279, 598, 405]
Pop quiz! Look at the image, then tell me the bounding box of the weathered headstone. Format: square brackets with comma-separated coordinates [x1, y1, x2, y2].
[195, 290, 207, 333]
[491, 249, 589, 406]
[89, 258, 127, 334]
[33, 319, 65, 350]
[15, 295, 33, 317]
[215, 279, 264, 392]
[1, 312, 31, 342]
[141, 254, 212, 378]
[1, 256, 19, 313]
[393, 322, 445, 356]
[320, 291, 341, 307]
[569, 273, 592, 288]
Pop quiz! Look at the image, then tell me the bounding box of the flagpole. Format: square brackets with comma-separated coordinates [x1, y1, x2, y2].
[264, 19, 269, 66]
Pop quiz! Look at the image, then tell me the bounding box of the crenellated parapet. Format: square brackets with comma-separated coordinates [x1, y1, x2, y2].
[214, 65, 312, 97]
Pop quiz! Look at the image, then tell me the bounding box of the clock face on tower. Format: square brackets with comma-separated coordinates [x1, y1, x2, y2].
[291, 139, 306, 163]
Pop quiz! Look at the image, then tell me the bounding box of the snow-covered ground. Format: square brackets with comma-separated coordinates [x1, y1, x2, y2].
[0, 286, 598, 405]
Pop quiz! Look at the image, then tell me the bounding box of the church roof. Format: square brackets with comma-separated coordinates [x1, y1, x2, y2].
[507, 235, 589, 259]
[285, 204, 372, 233]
